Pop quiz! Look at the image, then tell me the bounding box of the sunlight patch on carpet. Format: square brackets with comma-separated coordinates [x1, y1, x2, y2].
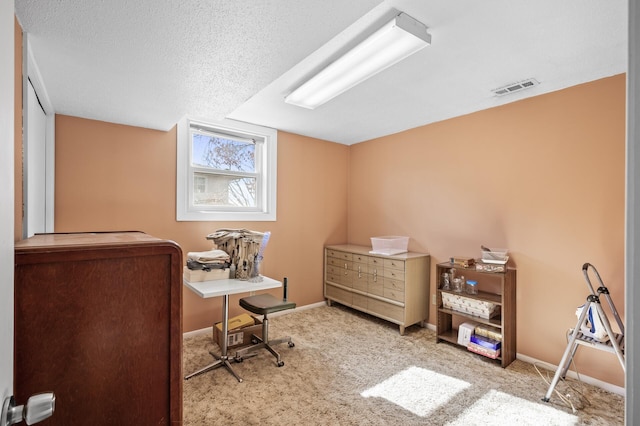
[448, 389, 579, 425]
[360, 366, 470, 417]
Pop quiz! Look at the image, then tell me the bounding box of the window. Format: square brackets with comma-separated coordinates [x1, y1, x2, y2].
[193, 175, 207, 194]
[177, 117, 277, 221]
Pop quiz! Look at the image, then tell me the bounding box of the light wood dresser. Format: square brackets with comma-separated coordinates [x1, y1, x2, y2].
[324, 244, 430, 335]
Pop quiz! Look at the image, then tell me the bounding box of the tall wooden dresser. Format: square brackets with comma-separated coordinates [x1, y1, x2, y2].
[324, 244, 430, 335]
[14, 232, 183, 425]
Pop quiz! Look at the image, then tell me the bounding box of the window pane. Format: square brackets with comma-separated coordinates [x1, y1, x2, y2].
[194, 176, 206, 193]
[193, 173, 257, 207]
[192, 133, 255, 172]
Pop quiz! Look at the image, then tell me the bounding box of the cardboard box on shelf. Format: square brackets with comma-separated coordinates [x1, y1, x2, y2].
[213, 315, 263, 349]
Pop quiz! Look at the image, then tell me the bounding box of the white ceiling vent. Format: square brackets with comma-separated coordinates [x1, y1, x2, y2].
[492, 78, 539, 96]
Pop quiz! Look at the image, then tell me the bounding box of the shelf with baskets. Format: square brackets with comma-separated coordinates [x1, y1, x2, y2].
[436, 262, 517, 367]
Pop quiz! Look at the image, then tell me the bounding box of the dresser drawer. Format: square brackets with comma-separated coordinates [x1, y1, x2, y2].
[383, 268, 405, 281]
[326, 272, 341, 284]
[384, 277, 405, 291]
[352, 293, 368, 310]
[342, 270, 354, 286]
[367, 262, 383, 278]
[352, 274, 368, 292]
[368, 298, 404, 322]
[384, 258, 405, 271]
[352, 253, 370, 263]
[383, 287, 405, 303]
[327, 256, 353, 270]
[326, 264, 354, 285]
[353, 261, 369, 276]
[327, 250, 352, 261]
[325, 284, 352, 305]
[326, 264, 343, 276]
[368, 281, 384, 297]
[367, 256, 384, 269]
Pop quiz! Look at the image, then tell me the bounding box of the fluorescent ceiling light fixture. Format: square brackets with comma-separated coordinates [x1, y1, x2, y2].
[284, 12, 431, 109]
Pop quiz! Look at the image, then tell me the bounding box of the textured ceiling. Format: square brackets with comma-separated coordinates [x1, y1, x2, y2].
[15, 0, 627, 145]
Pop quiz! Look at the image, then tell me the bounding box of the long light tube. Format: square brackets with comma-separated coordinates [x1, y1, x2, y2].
[284, 13, 431, 109]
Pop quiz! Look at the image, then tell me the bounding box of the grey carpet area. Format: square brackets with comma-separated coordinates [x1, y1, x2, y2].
[182, 304, 624, 425]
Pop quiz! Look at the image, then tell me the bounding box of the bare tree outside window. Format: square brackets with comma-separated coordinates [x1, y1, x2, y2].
[191, 132, 259, 208]
[177, 117, 276, 221]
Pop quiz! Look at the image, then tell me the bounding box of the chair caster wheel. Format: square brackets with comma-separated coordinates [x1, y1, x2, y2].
[277, 361, 284, 367]
[288, 342, 295, 348]
[234, 357, 243, 363]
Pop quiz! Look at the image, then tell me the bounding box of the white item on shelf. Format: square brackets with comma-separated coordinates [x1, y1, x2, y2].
[369, 236, 409, 255]
[442, 292, 499, 319]
[457, 322, 478, 346]
[481, 248, 509, 264]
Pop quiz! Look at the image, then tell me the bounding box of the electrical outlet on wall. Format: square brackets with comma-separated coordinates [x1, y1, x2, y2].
[432, 294, 436, 305]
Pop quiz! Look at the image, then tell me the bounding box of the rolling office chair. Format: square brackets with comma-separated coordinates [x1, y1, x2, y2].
[233, 277, 296, 367]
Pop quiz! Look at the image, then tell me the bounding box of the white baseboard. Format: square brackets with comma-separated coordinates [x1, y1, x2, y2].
[516, 353, 625, 396]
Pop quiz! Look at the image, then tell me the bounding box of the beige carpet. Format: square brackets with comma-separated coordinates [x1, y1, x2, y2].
[183, 304, 624, 425]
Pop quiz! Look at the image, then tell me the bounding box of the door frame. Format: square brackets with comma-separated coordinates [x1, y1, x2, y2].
[0, 0, 15, 407]
[22, 33, 54, 238]
[627, 1, 640, 423]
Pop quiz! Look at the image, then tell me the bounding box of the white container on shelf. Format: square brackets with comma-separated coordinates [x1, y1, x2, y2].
[481, 248, 509, 264]
[457, 322, 478, 346]
[369, 236, 409, 255]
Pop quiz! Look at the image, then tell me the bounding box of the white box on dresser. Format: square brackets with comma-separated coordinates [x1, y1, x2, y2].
[324, 244, 430, 335]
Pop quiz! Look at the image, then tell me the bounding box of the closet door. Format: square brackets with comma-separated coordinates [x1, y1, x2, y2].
[24, 79, 47, 237]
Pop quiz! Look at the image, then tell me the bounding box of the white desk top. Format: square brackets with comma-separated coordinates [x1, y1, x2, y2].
[183, 276, 282, 298]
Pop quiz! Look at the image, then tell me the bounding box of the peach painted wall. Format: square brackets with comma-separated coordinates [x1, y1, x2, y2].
[14, 17, 22, 241]
[44, 75, 625, 388]
[348, 75, 626, 387]
[53, 116, 348, 333]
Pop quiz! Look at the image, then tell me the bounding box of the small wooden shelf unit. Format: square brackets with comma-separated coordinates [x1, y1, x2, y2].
[436, 262, 517, 367]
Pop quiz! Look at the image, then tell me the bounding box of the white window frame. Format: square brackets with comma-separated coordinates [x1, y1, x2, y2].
[177, 116, 277, 221]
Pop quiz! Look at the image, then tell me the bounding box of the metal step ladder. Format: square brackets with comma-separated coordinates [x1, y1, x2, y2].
[542, 263, 625, 402]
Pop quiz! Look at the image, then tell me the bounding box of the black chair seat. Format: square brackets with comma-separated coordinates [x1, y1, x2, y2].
[240, 294, 296, 315]
[234, 277, 296, 367]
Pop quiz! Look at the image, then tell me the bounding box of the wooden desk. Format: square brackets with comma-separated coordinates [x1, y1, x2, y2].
[183, 276, 281, 382]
